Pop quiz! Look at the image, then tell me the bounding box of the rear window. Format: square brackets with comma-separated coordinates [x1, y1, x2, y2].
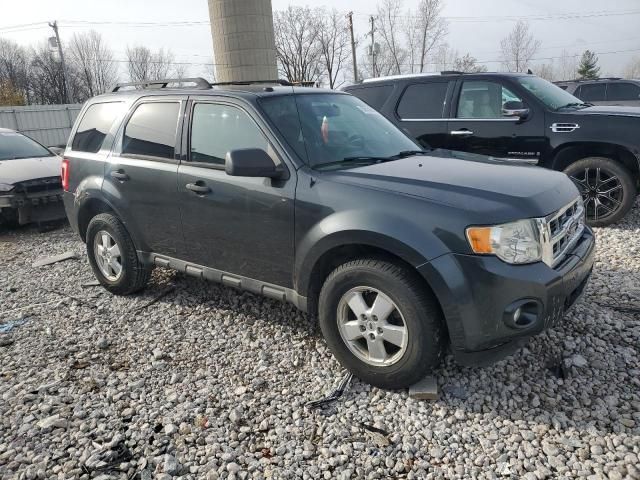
[396, 82, 449, 119]
[348, 85, 393, 110]
[122, 102, 180, 159]
[72, 102, 125, 153]
[0, 131, 53, 160]
[607, 82, 640, 101]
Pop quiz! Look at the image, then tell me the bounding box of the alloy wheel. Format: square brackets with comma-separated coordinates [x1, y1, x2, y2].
[570, 167, 623, 223]
[336, 286, 409, 366]
[93, 230, 123, 281]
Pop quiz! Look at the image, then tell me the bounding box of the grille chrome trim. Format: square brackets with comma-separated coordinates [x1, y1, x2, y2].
[538, 198, 585, 268]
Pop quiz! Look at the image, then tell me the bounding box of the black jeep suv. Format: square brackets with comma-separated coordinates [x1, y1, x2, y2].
[345, 72, 640, 226]
[62, 78, 594, 389]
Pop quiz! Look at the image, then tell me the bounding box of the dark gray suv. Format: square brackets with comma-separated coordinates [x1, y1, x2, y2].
[62, 78, 595, 389]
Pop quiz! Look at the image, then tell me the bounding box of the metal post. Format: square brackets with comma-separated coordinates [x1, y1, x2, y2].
[48, 21, 72, 104]
[347, 12, 358, 83]
[369, 16, 376, 78]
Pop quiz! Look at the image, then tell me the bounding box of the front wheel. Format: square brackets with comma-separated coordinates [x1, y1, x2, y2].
[318, 259, 445, 390]
[563, 157, 636, 227]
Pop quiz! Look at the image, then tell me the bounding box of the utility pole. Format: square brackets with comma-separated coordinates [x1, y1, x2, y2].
[369, 16, 377, 78]
[48, 20, 72, 104]
[346, 12, 358, 83]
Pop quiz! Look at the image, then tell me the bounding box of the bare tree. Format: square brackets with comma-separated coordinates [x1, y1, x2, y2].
[30, 43, 75, 104]
[406, 0, 447, 73]
[535, 62, 556, 81]
[149, 48, 175, 80]
[376, 0, 407, 75]
[0, 38, 31, 103]
[317, 9, 351, 88]
[273, 6, 323, 83]
[359, 47, 401, 79]
[556, 50, 578, 81]
[500, 20, 541, 72]
[625, 56, 640, 79]
[126, 46, 176, 82]
[68, 31, 118, 99]
[453, 53, 488, 73]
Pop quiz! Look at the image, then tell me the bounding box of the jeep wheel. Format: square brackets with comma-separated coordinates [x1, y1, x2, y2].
[318, 259, 444, 390]
[86, 213, 151, 295]
[563, 157, 636, 227]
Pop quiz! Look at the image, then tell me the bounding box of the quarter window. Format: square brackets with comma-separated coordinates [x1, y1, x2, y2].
[457, 81, 523, 119]
[607, 82, 640, 101]
[350, 85, 393, 109]
[397, 82, 449, 119]
[190, 103, 269, 166]
[577, 83, 606, 102]
[72, 102, 125, 153]
[122, 102, 180, 159]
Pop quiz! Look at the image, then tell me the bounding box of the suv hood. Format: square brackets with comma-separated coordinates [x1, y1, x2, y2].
[0, 155, 61, 185]
[323, 151, 579, 221]
[570, 105, 640, 117]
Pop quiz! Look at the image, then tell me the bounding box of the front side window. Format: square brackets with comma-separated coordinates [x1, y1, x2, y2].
[579, 83, 607, 102]
[0, 131, 53, 160]
[122, 102, 180, 159]
[457, 81, 524, 119]
[190, 103, 268, 166]
[607, 82, 640, 101]
[72, 102, 125, 153]
[397, 82, 449, 119]
[260, 93, 419, 169]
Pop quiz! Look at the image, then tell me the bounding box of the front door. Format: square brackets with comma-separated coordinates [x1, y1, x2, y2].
[104, 98, 185, 256]
[447, 79, 545, 165]
[177, 99, 296, 288]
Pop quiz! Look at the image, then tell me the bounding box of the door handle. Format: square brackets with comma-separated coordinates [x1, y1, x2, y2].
[186, 182, 211, 194]
[110, 170, 129, 181]
[450, 129, 474, 136]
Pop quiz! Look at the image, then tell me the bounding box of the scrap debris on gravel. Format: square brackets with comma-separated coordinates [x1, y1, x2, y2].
[1, 201, 639, 480]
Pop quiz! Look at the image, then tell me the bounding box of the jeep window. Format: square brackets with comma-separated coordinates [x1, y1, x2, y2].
[456, 81, 523, 119]
[350, 85, 393, 109]
[190, 103, 269, 166]
[607, 82, 640, 101]
[579, 83, 607, 102]
[260, 93, 419, 169]
[122, 102, 180, 159]
[72, 102, 125, 153]
[516, 76, 585, 110]
[0, 131, 53, 160]
[397, 82, 449, 119]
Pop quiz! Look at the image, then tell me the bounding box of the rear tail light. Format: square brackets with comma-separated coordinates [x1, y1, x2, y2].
[61, 158, 70, 192]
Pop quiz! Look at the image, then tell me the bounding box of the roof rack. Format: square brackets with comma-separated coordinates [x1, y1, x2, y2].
[209, 79, 293, 87]
[112, 77, 212, 92]
[555, 77, 622, 84]
[440, 70, 464, 75]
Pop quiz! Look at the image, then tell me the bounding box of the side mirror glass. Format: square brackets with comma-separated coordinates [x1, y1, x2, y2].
[502, 101, 530, 119]
[225, 148, 281, 178]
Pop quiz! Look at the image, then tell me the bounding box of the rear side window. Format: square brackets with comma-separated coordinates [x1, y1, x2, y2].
[190, 103, 268, 166]
[349, 85, 393, 109]
[72, 102, 125, 153]
[577, 83, 606, 102]
[396, 82, 449, 119]
[607, 82, 640, 101]
[122, 102, 180, 159]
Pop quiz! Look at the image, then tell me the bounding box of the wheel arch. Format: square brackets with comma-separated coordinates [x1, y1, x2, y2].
[77, 197, 115, 242]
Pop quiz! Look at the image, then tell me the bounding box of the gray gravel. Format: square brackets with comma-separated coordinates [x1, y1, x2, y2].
[1, 200, 639, 480]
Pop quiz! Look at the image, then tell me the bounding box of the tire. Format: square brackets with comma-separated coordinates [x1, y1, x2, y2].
[318, 259, 445, 390]
[86, 213, 151, 295]
[563, 157, 636, 227]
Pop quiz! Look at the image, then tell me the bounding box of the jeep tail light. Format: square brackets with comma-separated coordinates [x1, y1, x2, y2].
[61, 158, 70, 192]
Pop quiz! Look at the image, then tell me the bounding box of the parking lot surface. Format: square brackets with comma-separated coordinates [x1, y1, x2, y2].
[1, 202, 639, 480]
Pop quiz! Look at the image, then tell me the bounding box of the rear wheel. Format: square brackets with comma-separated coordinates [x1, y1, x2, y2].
[86, 213, 151, 295]
[563, 157, 636, 227]
[318, 259, 445, 390]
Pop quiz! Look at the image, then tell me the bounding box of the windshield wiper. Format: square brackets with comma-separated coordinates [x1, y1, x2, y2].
[556, 102, 591, 110]
[314, 156, 392, 170]
[392, 150, 431, 158]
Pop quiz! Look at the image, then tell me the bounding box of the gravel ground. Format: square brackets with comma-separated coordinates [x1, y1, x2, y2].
[1, 201, 639, 480]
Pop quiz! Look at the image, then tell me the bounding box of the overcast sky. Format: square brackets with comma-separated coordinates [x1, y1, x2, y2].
[1, 0, 639, 79]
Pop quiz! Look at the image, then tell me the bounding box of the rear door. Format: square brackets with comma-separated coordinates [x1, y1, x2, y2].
[446, 78, 545, 165]
[103, 97, 186, 256]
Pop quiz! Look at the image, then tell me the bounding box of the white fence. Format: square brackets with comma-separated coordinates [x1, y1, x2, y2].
[0, 104, 83, 147]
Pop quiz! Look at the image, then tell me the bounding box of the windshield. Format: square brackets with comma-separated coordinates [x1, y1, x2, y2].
[259, 93, 420, 169]
[0, 131, 53, 160]
[516, 76, 586, 110]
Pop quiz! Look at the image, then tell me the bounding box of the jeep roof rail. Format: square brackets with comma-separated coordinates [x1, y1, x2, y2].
[210, 79, 293, 87]
[440, 70, 464, 75]
[112, 77, 212, 92]
[555, 77, 623, 84]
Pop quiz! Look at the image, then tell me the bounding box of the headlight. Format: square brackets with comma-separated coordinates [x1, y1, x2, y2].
[466, 219, 542, 264]
[0, 183, 15, 193]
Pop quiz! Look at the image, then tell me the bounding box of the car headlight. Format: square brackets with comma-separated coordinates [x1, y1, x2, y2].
[0, 183, 15, 193]
[466, 219, 542, 264]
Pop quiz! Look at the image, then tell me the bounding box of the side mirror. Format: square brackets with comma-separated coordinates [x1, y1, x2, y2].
[225, 148, 282, 178]
[502, 101, 530, 119]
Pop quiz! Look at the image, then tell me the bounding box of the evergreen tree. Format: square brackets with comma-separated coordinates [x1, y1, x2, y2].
[577, 50, 600, 79]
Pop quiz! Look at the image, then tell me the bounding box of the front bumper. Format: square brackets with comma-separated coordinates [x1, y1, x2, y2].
[0, 189, 67, 225]
[419, 227, 595, 366]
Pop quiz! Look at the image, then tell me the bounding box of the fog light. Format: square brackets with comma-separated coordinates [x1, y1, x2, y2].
[503, 300, 541, 329]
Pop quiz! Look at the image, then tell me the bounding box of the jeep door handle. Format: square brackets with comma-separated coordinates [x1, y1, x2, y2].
[450, 129, 474, 136]
[186, 182, 211, 194]
[110, 170, 129, 181]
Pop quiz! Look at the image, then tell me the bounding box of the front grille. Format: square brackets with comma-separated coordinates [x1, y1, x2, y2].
[540, 198, 585, 268]
[14, 177, 62, 194]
